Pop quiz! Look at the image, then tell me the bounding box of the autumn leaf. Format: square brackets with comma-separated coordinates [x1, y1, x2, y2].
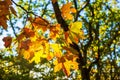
[50, 43, 63, 58]
[49, 24, 60, 40]
[46, 52, 54, 61]
[3, 36, 12, 48]
[64, 31, 72, 44]
[62, 61, 71, 77]
[69, 22, 84, 43]
[51, 44, 60, 52]
[21, 50, 34, 60]
[23, 28, 35, 38]
[0, 17, 8, 30]
[53, 52, 78, 76]
[61, 2, 76, 20]
[0, 0, 16, 30]
[19, 39, 31, 50]
[30, 50, 47, 63]
[17, 34, 24, 41]
[69, 22, 82, 33]
[54, 60, 62, 72]
[31, 17, 49, 31]
[10, 6, 17, 16]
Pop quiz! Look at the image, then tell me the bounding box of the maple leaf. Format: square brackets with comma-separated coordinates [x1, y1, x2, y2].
[61, 2, 76, 20]
[23, 28, 35, 38]
[17, 34, 24, 41]
[62, 61, 71, 77]
[69, 22, 84, 43]
[46, 52, 54, 61]
[0, 16, 8, 30]
[31, 17, 49, 31]
[10, 6, 17, 16]
[49, 24, 60, 40]
[53, 52, 78, 77]
[70, 22, 82, 33]
[50, 43, 63, 58]
[2, 36, 12, 48]
[54, 60, 62, 72]
[19, 39, 31, 50]
[21, 50, 34, 60]
[0, 0, 16, 30]
[64, 31, 72, 44]
[30, 50, 47, 63]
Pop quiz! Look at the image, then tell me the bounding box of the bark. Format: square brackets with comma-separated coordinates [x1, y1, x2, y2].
[81, 68, 90, 80]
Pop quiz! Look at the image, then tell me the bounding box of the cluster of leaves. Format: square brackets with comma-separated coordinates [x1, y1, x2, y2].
[0, 0, 16, 29]
[1, 1, 84, 77]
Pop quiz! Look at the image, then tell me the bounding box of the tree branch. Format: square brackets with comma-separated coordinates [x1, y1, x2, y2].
[74, 0, 90, 21]
[11, 0, 38, 17]
[70, 42, 84, 68]
[73, 0, 77, 10]
[51, 1, 69, 31]
[41, 0, 51, 17]
[9, 15, 17, 37]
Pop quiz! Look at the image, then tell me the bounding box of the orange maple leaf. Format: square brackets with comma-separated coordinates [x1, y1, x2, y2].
[49, 24, 60, 39]
[64, 31, 72, 44]
[19, 39, 31, 50]
[0, 0, 16, 30]
[0, 17, 8, 30]
[61, 2, 76, 20]
[2, 36, 12, 48]
[31, 17, 49, 31]
[23, 28, 35, 38]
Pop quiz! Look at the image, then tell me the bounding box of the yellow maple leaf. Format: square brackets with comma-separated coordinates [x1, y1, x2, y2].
[69, 22, 84, 43]
[53, 52, 78, 77]
[30, 50, 46, 63]
[70, 22, 82, 33]
[54, 62, 62, 72]
[63, 61, 71, 77]
[51, 43, 61, 53]
[22, 50, 34, 60]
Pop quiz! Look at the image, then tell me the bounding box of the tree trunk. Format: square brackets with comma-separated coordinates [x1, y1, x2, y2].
[81, 68, 90, 80]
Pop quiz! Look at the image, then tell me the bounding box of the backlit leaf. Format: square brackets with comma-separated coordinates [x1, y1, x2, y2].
[54, 63, 62, 72]
[2, 36, 12, 48]
[31, 17, 49, 31]
[69, 22, 82, 33]
[61, 2, 76, 20]
[10, 6, 17, 16]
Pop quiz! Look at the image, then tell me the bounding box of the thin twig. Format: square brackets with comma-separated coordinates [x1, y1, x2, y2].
[41, 0, 50, 17]
[74, 0, 90, 21]
[11, 0, 38, 16]
[9, 15, 17, 37]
